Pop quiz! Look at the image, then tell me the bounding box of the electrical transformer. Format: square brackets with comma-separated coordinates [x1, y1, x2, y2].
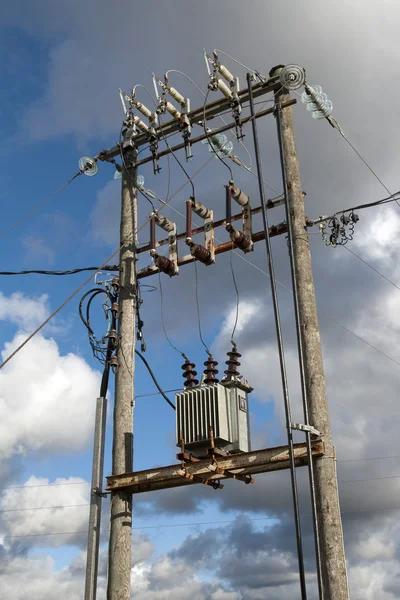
[176, 379, 252, 457]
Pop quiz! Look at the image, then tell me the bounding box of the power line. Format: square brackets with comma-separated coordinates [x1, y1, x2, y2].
[342, 245, 400, 292]
[3, 504, 400, 541]
[0, 503, 90, 513]
[0, 171, 82, 242]
[0, 481, 90, 491]
[0, 266, 119, 276]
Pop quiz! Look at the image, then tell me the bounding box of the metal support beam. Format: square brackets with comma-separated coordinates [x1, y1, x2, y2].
[106, 441, 325, 495]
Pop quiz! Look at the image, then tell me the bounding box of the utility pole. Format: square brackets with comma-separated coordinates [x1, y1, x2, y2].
[270, 66, 349, 600]
[107, 167, 137, 600]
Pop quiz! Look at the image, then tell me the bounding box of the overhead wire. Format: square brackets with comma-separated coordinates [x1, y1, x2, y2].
[134, 349, 175, 410]
[157, 272, 188, 361]
[193, 261, 211, 356]
[0, 171, 82, 242]
[342, 245, 400, 292]
[0, 266, 118, 276]
[229, 251, 240, 345]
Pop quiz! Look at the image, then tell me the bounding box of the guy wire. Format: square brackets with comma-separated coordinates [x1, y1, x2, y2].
[193, 260, 211, 357]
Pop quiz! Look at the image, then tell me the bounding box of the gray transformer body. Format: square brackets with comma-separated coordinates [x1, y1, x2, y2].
[176, 381, 251, 455]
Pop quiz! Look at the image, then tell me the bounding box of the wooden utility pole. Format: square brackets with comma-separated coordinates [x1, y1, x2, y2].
[107, 168, 137, 600]
[270, 66, 349, 599]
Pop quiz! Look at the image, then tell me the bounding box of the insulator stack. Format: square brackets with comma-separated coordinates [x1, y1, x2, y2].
[133, 115, 149, 131]
[192, 200, 211, 220]
[154, 254, 177, 277]
[230, 186, 249, 206]
[134, 101, 152, 119]
[155, 214, 175, 233]
[203, 356, 219, 384]
[166, 102, 181, 119]
[217, 79, 232, 98]
[229, 229, 253, 252]
[218, 64, 234, 84]
[224, 346, 241, 380]
[301, 85, 333, 119]
[169, 86, 185, 105]
[182, 359, 199, 389]
[189, 242, 212, 265]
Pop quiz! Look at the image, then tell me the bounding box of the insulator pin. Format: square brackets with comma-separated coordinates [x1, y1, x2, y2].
[217, 79, 232, 98]
[133, 116, 149, 131]
[192, 200, 211, 220]
[154, 254, 177, 277]
[230, 186, 249, 207]
[108, 329, 118, 348]
[111, 302, 119, 317]
[168, 86, 185, 105]
[155, 214, 175, 232]
[203, 356, 219, 385]
[218, 64, 234, 84]
[229, 229, 253, 252]
[224, 345, 241, 380]
[166, 102, 181, 119]
[189, 243, 212, 265]
[109, 356, 119, 374]
[134, 101, 152, 119]
[182, 359, 199, 389]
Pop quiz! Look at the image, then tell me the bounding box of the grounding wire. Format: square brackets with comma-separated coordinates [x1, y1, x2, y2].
[202, 87, 233, 180]
[0, 171, 82, 242]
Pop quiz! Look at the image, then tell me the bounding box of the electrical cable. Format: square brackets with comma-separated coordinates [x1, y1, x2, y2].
[157, 272, 188, 361]
[202, 87, 234, 180]
[229, 251, 240, 345]
[135, 388, 183, 400]
[0, 171, 82, 242]
[134, 349, 175, 410]
[6, 503, 400, 541]
[342, 245, 400, 292]
[272, 83, 324, 598]
[0, 266, 119, 276]
[247, 75, 308, 600]
[193, 261, 211, 356]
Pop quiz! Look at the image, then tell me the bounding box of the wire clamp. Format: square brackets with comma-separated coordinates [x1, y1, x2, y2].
[92, 487, 108, 498]
[291, 423, 321, 437]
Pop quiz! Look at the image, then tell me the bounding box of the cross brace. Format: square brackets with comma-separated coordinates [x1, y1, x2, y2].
[106, 440, 325, 494]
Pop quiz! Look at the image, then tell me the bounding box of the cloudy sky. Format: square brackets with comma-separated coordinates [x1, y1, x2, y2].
[1, 0, 400, 598]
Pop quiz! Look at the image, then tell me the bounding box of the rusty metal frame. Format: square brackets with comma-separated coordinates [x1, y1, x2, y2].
[106, 440, 325, 495]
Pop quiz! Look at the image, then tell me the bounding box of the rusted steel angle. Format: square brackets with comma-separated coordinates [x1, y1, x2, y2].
[106, 440, 325, 494]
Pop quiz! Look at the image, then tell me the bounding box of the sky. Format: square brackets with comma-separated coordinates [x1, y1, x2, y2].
[1, 0, 400, 598]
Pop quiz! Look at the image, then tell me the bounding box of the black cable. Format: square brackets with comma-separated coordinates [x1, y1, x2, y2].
[247, 74, 308, 600]
[157, 272, 188, 361]
[202, 87, 234, 181]
[0, 266, 117, 276]
[229, 251, 240, 345]
[193, 261, 211, 356]
[134, 349, 175, 410]
[272, 81, 323, 598]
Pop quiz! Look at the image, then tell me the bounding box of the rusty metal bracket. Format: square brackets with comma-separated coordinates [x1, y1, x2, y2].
[149, 212, 179, 276]
[185, 198, 215, 265]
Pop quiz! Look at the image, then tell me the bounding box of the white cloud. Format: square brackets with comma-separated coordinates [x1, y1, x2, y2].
[0, 292, 50, 331]
[0, 475, 90, 547]
[20, 234, 55, 266]
[0, 329, 100, 461]
[89, 180, 120, 247]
